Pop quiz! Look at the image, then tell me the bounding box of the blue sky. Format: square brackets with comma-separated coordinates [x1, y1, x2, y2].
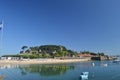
[0, 0, 120, 55]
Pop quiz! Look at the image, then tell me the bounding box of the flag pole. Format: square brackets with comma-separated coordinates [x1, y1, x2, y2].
[0, 21, 3, 56]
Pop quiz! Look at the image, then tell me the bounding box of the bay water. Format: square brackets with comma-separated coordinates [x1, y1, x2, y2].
[0, 61, 120, 80]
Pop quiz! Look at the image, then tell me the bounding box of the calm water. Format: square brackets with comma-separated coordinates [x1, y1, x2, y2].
[0, 61, 120, 80]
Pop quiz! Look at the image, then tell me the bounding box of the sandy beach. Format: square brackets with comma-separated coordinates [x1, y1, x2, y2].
[0, 58, 90, 64]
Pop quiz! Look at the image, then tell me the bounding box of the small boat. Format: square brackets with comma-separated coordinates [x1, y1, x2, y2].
[101, 63, 108, 67]
[113, 60, 120, 63]
[80, 72, 89, 80]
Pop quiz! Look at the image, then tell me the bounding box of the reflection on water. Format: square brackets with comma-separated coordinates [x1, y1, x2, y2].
[0, 64, 19, 80]
[0, 64, 19, 69]
[0, 64, 75, 80]
[0, 61, 120, 80]
[19, 64, 75, 76]
[0, 64, 75, 77]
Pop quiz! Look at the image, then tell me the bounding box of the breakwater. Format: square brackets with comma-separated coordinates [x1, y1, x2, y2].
[91, 56, 115, 61]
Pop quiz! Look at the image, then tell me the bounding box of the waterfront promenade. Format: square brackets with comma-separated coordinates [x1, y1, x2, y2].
[0, 58, 90, 64]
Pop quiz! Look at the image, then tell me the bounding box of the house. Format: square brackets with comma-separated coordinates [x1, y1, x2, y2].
[0, 56, 23, 60]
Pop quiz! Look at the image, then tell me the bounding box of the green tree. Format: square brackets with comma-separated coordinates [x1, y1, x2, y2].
[42, 52, 50, 58]
[54, 52, 60, 57]
[21, 46, 28, 53]
[98, 52, 105, 56]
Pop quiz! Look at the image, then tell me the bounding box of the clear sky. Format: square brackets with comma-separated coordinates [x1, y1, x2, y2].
[0, 0, 120, 55]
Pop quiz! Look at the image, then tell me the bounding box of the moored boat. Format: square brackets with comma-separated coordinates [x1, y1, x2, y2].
[113, 60, 120, 63]
[80, 72, 89, 80]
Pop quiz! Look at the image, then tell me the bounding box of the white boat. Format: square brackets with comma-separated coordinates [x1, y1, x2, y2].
[101, 63, 108, 67]
[113, 60, 120, 63]
[80, 72, 89, 80]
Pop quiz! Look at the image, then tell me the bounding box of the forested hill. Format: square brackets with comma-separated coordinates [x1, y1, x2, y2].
[2, 45, 108, 59]
[20, 45, 77, 58]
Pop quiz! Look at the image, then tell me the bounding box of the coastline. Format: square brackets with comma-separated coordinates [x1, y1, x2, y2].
[0, 58, 90, 65]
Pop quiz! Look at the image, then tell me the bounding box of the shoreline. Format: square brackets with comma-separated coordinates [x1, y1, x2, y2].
[0, 58, 91, 65]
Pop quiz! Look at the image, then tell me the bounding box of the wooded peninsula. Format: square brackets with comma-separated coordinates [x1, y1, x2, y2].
[2, 45, 115, 61]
